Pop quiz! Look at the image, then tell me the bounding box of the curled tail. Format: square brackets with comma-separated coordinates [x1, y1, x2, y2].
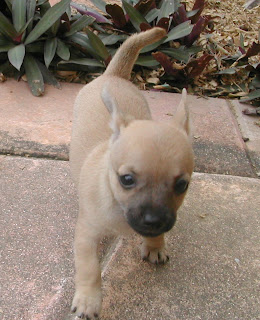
[104, 27, 167, 80]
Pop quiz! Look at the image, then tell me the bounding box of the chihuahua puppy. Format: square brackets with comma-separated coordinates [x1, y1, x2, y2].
[70, 27, 194, 319]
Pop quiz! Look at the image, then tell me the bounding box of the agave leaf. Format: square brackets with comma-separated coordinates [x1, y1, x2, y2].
[39, 1, 51, 16]
[161, 48, 191, 63]
[122, 0, 148, 32]
[24, 54, 44, 96]
[8, 44, 25, 70]
[25, 0, 71, 45]
[0, 11, 18, 39]
[64, 16, 95, 37]
[241, 89, 260, 102]
[12, 0, 27, 32]
[44, 37, 58, 68]
[100, 33, 128, 46]
[239, 33, 246, 54]
[157, 0, 180, 21]
[26, 0, 36, 33]
[71, 2, 111, 23]
[186, 8, 200, 18]
[50, 14, 62, 36]
[164, 21, 193, 42]
[89, 0, 107, 13]
[36, 60, 61, 89]
[106, 4, 127, 28]
[140, 38, 166, 53]
[252, 74, 260, 89]
[67, 32, 100, 60]
[135, 55, 160, 67]
[145, 8, 160, 23]
[56, 39, 70, 61]
[59, 58, 104, 67]
[86, 28, 110, 62]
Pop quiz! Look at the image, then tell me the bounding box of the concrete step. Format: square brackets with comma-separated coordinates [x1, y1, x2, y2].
[0, 80, 256, 177]
[1, 155, 259, 320]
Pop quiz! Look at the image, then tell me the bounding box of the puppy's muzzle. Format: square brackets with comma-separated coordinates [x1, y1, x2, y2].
[126, 205, 176, 237]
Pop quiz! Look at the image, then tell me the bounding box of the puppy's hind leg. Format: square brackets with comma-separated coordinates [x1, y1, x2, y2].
[141, 234, 169, 265]
[71, 213, 102, 319]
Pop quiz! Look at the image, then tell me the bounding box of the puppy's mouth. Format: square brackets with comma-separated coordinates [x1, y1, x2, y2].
[125, 205, 176, 238]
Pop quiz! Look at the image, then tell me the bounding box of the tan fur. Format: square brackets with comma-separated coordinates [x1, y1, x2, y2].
[69, 28, 194, 319]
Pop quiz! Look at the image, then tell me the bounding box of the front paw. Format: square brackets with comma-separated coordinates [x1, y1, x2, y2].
[71, 287, 102, 319]
[141, 243, 169, 264]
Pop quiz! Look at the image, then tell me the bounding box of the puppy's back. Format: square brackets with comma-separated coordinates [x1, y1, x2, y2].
[70, 28, 167, 184]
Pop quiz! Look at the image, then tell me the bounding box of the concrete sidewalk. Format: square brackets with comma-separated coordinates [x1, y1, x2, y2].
[0, 80, 259, 320]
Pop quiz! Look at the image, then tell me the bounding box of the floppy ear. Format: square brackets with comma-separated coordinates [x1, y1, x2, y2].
[174, 88, 191, 137]
[101, 85, 132, 141]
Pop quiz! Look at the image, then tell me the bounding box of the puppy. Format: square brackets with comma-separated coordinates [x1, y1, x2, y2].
[69, 27, 194, 319]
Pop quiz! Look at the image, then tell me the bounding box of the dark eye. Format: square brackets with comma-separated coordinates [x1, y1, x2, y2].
[174, 178, 189, 194]
[119, 174, 136, 189]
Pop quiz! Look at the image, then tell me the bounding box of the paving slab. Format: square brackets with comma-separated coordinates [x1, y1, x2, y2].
[1, 156, 259, 320]
[0, 155, 115, 320]
[99, 173, 260, 320]
[0, 156, 76, 320]
[0, 80, 255, 177]
[229, 99, 260, 175]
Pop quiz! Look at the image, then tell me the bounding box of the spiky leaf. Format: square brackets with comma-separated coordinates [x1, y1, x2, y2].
[135, 55, 160, 67]
[157, 0, 180, 21]
[241, 89, 260, 102]
[67, 32, 100, 60]
[26, 0, 36, 33]
[36, 60, 61, 89]
[0, 11, 17, 39]
[24, 55, 44, 96]
[25, 0, 71, 45]
[122, 0, 148, 32]
[56, 39, 70, 60]
[89, 0, 107, 13]
[12, 0, 27, 32]
[86, 28, 110, 62]
[8, 44, 25, 70]
[164, 21, 193, 42]
[64, 16, 95, 37]
[44, 37, 58, 68]
[59, 58, 104, 67]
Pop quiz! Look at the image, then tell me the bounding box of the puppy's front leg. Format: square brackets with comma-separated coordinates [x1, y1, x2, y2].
[141, 234, 169, 264]
[71, 219, 102, 319]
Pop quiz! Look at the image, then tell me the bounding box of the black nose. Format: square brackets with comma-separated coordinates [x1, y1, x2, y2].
[143, 212, 162, 228]
[126, 205, 176, 237]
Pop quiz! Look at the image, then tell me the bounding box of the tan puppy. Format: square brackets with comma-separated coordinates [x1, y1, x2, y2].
[70, 27, 194, 319]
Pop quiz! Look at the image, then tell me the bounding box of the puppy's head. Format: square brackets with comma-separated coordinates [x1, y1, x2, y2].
[102, 87, 194, 237]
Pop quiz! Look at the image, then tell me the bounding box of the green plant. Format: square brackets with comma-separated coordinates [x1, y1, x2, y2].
[70, 0, 212, 81]
[0, 0, 95, 96]
[210, 34, 260, 106]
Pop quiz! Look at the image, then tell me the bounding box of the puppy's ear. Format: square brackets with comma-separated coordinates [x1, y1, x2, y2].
[101, 85, 132, 141]
[174, 88, 191, 137]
